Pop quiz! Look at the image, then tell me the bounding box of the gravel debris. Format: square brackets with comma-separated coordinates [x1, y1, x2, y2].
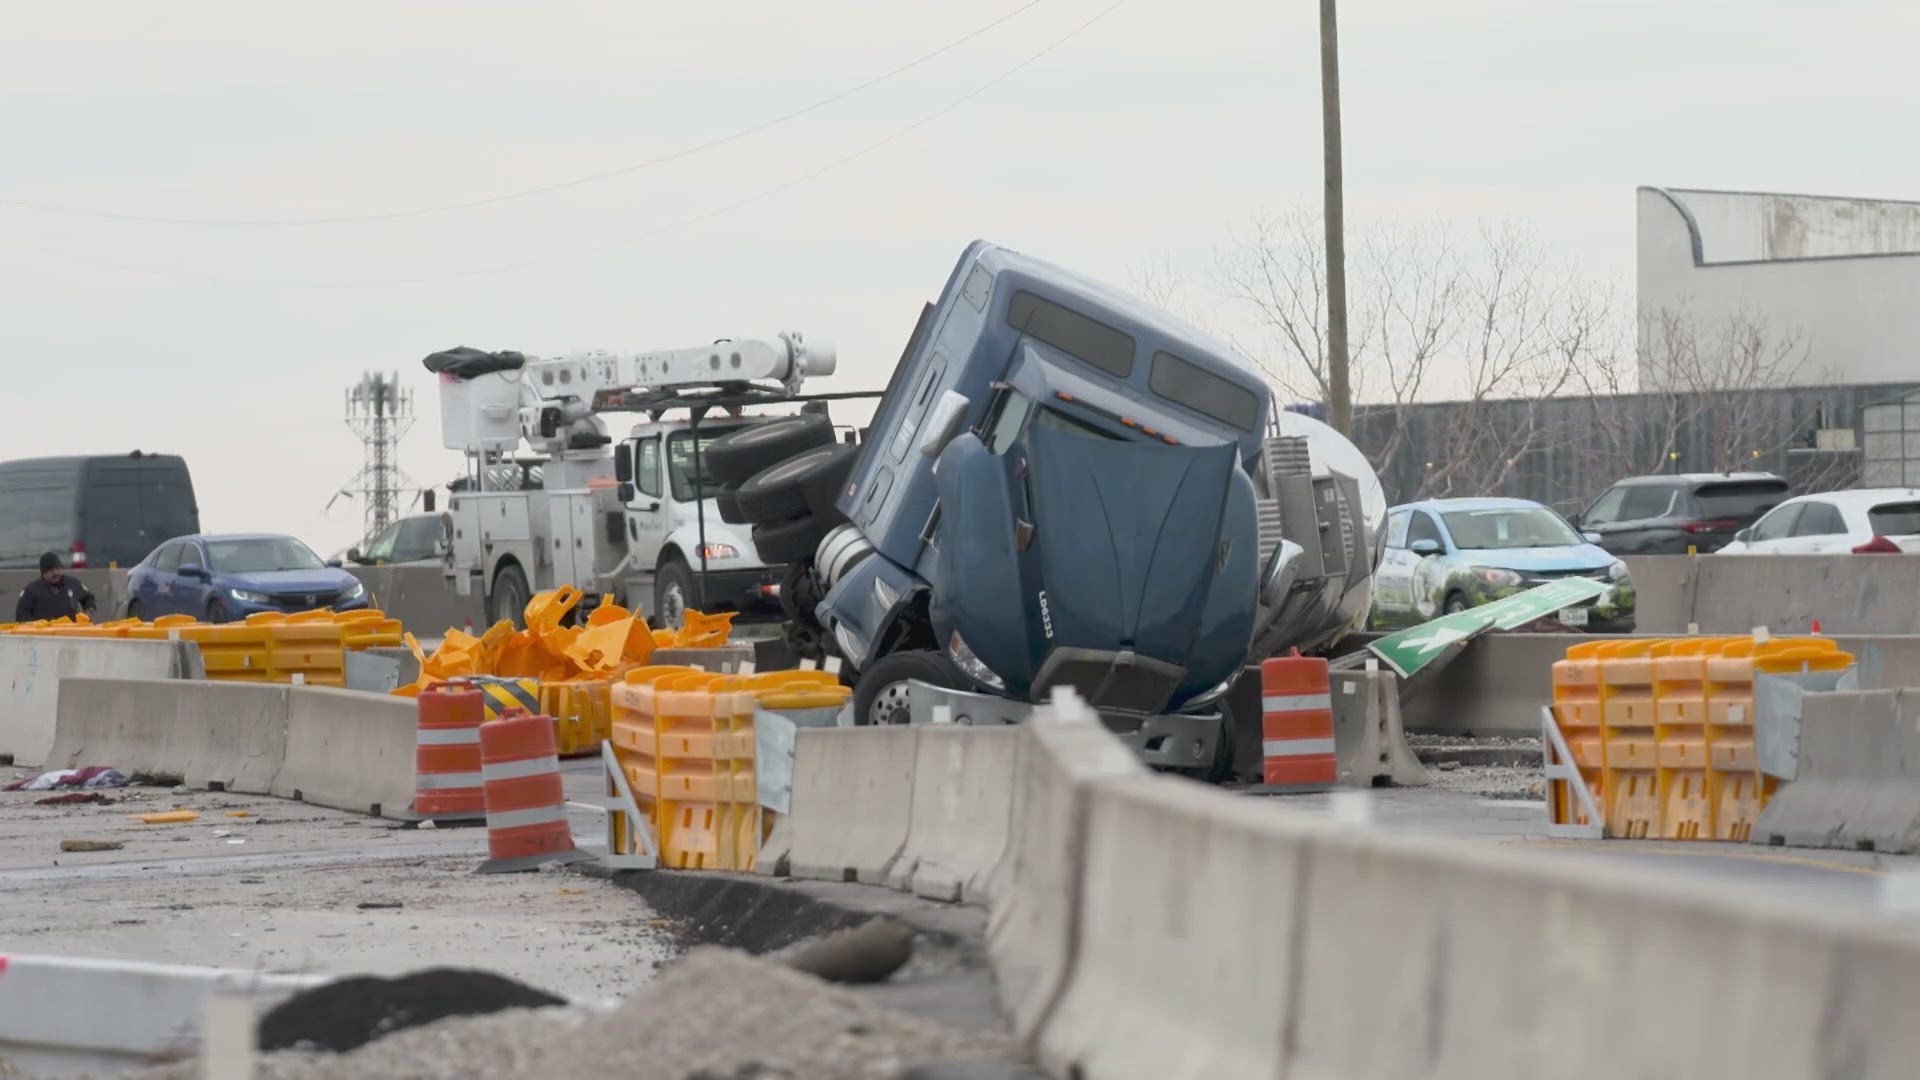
[1425, 764, 1545, 801]
[87, 948, 1022, 1080]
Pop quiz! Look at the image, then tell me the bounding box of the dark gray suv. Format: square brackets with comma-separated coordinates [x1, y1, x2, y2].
[1575, 473, 1790, 555]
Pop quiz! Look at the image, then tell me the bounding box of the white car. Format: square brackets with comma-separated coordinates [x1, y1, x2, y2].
[1715, 488, 1920, 554]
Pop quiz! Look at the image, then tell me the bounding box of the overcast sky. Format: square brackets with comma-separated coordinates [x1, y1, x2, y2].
[4, 0, 1916, 555]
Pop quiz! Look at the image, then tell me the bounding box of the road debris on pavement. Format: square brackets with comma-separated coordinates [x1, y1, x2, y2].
[5, 767, 128, 792]
[58, 839, 124, 853]
[35, 792, 113, 806]
[257, 968, 567, 1053]
[129, 810, 200, 825]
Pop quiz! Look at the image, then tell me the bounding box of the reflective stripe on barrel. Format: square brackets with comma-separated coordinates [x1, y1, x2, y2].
[1260, 655, 1337, 789]
[478, 710, 578, 864]
[415, 684, 486, 815]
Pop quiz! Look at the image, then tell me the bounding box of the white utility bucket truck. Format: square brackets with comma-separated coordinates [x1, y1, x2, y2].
[430, 332, 843, 627]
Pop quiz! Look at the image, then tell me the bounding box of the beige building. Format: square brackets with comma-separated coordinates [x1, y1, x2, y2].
[1637, 186, 1920, 388]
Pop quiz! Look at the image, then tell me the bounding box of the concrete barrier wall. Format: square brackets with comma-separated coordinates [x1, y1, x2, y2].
[46, 678, 289, 793]
[883, 726, 1026, 903]
[772, 726, 920, 885]
[762, 690, 1920, 1077]
[0, 952, 325, 1077]
[1384, 632, 1920, 738]
[270, 685, 418, 817]
[43, 677, 415, 818]
[347, 565, 485, 636]
[0, 637, 198, 765]
[1329, 668, 1429, 787]
[1754, 688, 1920, 853]
[1624, 554, 1920, 635]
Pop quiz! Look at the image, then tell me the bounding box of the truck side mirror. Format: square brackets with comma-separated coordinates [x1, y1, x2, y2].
[614, 443, 633, 483]
[421, 489, 436, 513]
[617, 481, 635, 505]
[918, 390, 971, 457]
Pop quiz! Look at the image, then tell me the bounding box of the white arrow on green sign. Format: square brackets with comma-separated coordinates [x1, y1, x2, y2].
[1366, 577, 1611, 678]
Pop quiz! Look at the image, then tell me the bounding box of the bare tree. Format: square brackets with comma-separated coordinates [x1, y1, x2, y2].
[1565, 306, 1845, 505]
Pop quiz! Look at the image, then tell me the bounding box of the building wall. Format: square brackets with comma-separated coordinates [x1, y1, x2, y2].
[1638, 187, 1920, 388]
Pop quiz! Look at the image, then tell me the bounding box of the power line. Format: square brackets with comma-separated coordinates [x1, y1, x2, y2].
[16, 0, 1130, 290]
[0, 2, 1047, 229]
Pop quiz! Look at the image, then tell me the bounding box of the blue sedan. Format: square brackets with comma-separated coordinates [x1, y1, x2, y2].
[127, 533, 370, 623]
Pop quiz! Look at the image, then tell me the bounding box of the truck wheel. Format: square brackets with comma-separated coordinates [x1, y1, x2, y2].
[853, 650, 964, 727]
[653, 558, 697, 628]
[779, 561, 824, 623]
[489, 564, 531, 629]
[715, 484, 746, 525]
[751, 518, 829, 565]
[705, 415, 834, 486]
[734, 444, 855, 527]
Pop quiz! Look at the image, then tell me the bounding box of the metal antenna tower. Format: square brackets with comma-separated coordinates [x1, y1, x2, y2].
[342, 372, 416, 545]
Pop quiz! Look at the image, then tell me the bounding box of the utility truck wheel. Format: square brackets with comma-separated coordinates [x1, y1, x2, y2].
[705, 415, 834, 485]
[653, 558, 697, 628]
[489, 564, 531, 629]
[853, 650, 964, 727]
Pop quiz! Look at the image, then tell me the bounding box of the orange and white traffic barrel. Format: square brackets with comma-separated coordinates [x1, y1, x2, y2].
[1258, 652, 1337, 792]
[412, 682, 488, 823]
[477, 709, 590, 873]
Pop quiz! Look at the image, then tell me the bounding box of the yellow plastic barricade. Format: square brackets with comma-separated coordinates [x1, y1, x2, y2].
[656, 671, 726, 870]
[1599, 640, 1661, 839]
[176, 622, 274, 683]
[609, 667, 685, 855]
[1652, 639, 1720, 839]
[540, 678, 615, 758]
[253, 611, 347, 687]
[1549, 642, 1608, 832]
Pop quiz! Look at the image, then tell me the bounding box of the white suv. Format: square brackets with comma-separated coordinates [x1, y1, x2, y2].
[1716, 488, 1920, 555]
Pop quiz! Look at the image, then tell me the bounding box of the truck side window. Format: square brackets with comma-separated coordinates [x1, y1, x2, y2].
[635, 438, 663, 500]
[983, 391, 1034, 455]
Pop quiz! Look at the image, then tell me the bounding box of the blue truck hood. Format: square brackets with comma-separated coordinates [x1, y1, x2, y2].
[932, 421, 1256, 710]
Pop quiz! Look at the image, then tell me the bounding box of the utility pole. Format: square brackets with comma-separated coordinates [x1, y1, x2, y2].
[1319, 0, 1352, 434]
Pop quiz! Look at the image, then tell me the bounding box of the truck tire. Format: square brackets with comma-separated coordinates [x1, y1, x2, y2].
[852, 650, 964, 727]
[779, 561, 825, 623]
[705, 415, 834, 486]
[489, 564, 531, 629]
[715, 484, 746, 525]
[734, 443, 857, 527]
[653, 558, 697, 628]
[751, 517, 829, 565]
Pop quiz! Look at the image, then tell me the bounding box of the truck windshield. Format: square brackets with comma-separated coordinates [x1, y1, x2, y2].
[1441, 507, 1582, 550]
[667, 427, 747, 502]
[207, 537, 326, 573]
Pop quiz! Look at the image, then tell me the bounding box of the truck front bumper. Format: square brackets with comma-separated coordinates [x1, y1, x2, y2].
[905, 682, 1223, 770]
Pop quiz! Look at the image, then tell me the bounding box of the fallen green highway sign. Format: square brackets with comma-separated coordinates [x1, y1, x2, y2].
[1366, 577, 1611, 678]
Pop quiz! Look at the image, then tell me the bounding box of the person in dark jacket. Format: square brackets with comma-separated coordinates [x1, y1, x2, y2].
[14, 552, 96, 622]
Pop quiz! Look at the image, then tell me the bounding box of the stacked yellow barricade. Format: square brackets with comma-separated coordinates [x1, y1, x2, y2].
[1, 607, 406, 689]
[1550, 635, 1852, 840]
[608, 666, 851, 872]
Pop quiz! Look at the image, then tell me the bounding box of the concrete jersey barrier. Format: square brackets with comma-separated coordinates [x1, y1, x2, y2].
[0, 952, 326, 1077]
[759, 684, 1920, 1078]
[270, 685, 419, 817]
[0, 637, 200, 765]
[1754, 687, 1920, 854]
[884, 725, 1026, 903]
[45, 678, 289, 793]
[1625, 553, 1920, 636]
[44, 677, 417, 818]
[1328, 668, 1428, 787]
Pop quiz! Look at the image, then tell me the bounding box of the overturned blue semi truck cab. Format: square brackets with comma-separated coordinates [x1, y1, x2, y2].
[808, 240, 1277, 772]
